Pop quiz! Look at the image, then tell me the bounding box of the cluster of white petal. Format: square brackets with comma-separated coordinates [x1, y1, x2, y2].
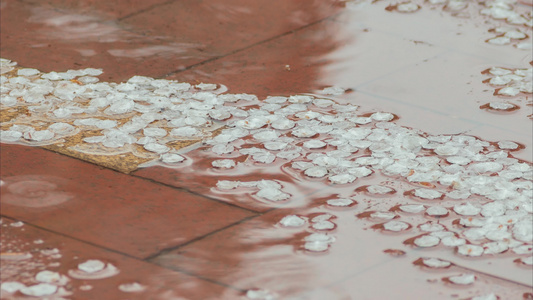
[1, 58, 531, 260]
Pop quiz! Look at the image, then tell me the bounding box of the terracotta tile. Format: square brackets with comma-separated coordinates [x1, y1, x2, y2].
[21, 0, 171, 19]
[122, 0, 343, 58]
[0, 217, 242, 299]
[150, 201, 532, 297]
[0, 143, 256, 258]
[1, 1, 342, 84]
[166, 18, 346, 99]
[149, 207, 415, 297]
[0, 1, 213, 82]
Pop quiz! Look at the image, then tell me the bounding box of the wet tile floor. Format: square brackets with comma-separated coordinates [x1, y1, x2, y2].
[1, 0, 532, 299]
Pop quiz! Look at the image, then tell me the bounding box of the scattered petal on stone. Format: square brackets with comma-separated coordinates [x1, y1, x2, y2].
[304, 166, 328, 178]
[246, 288, 277, 300]
[327, 198, 355, 207]
[35, 270, 68, 285]
[264, 141, 288, 151]
[118, 282, 146, 293]
[78, 260, 106, 273]
[24, 130, 55, 142]
[279, 215, 306, 227]
[161, 153, 185, 164]
[426, 206, 448, 216]
[256, 188, 290, 201]
[397, 2, 420, 12]
[457, 244, 484, 257]
[371, 112, 394, 121]
[303, 140, 327, 149]
[1, 282, 26, 294]
[212, 159, 235, 168]
[497, 141, 519, 150]
[454, 203, 481, 216]
[399, 204, 425, 213]
[20, 284, 57, 297]
[483, 241, 508, 254]
[17, 68, 40, 76]
[441, 236, 466, 247]
[414, 235, 440, 247]
[448, 274, 476, 285]
[144, 143, 170, 154]
[488, 102, 515, 110]
[47, 123, 75, 135]
[321, 86, 346, 95]
[383, 220, 410, 232]
[328, 174, 356, 184]
[10, 221, 24, 227]
[304, 233, 335, 252]
[312, 220, 336, 230]
[292, 127, 316, 138]
[422, 258, 451, 268]
[367, 185, 394, 194]
[420, 223, 445, 232]
[414, 188, 442, 199]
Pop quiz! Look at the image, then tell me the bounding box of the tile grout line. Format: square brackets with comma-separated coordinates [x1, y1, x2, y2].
[144, 214, 262, 261]
[144, 261, 247, 292]
[451, 262, 533, 288]
[117, 0, 179, 22]
[0, 213, 249, 292]
[129, 173, 263, 214]
[160, 11, 344, 79]
[34, 145, 262, 214]
[0, 214, 141, 261]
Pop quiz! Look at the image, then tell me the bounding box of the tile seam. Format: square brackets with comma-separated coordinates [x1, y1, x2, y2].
[0, 214, 242, 292]
[161, 11, 344, 79]
[30, 145, 261, 214]
[117, 0, 179, 21]
[144, 213, 262, 261]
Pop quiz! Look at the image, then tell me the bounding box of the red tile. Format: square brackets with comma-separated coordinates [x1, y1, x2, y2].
[166, 18, 345, 99]
[21, 0, 171, 19]
[0, 143, 256, 258]
[0, 1, 213, 82]
[149, 207, 416, 297]
[0, 217, 242, 299]
[122, 0, 343, 57]
[149, 204, 532, 298]
[133, 145, 331, 212]
[1, 1, 342, 83]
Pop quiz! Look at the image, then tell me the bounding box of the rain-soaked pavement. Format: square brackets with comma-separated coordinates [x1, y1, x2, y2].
[1, 0, 532, 299]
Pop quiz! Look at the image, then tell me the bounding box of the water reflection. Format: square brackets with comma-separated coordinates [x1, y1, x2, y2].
[1, 175, 74, 208]
[1, 0, 532, 298]
[320, 0, 532, 161]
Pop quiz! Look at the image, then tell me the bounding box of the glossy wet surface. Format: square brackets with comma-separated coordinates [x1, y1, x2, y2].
[1, 0, 532, 299]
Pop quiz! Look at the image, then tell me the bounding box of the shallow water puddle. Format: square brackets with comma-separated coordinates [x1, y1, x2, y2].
[0, 217, 244, 299]
[1, 0, 532, 298]
[319, 0, 532, 161]
[2, 53, 532, 296]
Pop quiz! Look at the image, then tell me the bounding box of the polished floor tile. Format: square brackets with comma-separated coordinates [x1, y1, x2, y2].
[0, 216, 242, 299]
[122, 0, 343, 59]
[165, 19, 345, 99]
[1, 143, 256, 259]
[20, 0, 171, 19]
[0, 0, 213, 82]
